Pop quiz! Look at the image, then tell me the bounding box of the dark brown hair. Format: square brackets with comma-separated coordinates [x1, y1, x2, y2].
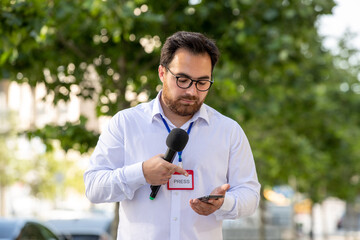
[160, 31, 220, 71]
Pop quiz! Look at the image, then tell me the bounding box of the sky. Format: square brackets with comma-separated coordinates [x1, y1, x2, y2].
[318, 0, 360, 51]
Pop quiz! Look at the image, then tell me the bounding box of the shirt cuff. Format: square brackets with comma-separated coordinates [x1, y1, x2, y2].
[218, 194, 235, 212]
[123, 162, 147, 187]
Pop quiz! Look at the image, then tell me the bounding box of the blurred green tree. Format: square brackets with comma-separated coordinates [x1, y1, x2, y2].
[0, 112, 28, 216]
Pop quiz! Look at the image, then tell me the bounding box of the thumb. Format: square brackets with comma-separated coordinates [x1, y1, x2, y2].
[221, 184, 230, 192]
[212, 184, 230, 195]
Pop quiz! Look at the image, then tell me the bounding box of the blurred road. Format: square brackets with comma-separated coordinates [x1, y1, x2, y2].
[223, 228, 360, 240]
[299, 233, 360, 240]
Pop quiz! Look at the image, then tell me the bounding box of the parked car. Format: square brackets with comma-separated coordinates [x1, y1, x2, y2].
[337, 202, 360, 231]
[0, 218, 59, 240]
[46, 217, 113, 240]
[337, 213, 360, 231]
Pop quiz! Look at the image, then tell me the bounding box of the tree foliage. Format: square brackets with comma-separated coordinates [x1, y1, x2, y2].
[0, 112, 28, 189]
[1, 0, 359, 205]
[26, 116, 99, 153]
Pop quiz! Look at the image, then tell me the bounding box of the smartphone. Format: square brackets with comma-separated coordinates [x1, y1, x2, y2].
[197, 195, 224, 202]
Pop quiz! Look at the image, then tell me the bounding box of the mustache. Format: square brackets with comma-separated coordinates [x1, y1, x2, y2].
[178, 95, 198, 101]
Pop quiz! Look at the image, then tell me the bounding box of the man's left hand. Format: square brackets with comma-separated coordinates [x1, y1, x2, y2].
[189, 184, 230, 216]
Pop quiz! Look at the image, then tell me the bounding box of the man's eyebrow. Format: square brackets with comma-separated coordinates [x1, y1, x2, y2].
[176, 72, 211, 80]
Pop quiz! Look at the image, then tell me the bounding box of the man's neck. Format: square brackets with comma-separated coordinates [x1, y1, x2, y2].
[160, 99, 192, 128]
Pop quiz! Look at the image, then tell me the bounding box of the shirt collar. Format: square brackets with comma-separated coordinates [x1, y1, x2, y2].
[151, 90, 210, 125]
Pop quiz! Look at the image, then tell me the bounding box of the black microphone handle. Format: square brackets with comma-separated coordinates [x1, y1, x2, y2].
[163, 148, 177, 162]
[150, 148, 177, 200]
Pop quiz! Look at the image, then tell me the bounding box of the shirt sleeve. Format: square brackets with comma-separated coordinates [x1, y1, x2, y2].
[214, 123, 261, 220]
[84, 112, 147, 203]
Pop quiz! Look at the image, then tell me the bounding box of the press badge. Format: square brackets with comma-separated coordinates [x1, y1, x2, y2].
[167, 170, 194, 190]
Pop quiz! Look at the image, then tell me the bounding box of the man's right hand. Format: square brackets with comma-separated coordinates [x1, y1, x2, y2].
[142, 154, 189, 185]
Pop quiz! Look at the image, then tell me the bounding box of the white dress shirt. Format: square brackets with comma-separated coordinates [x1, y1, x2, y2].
[84, 91, 260, 240]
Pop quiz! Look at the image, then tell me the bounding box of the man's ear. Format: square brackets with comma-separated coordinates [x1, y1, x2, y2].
[158, 65, 165, 83]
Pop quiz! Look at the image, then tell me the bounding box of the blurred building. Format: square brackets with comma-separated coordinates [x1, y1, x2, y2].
[0, 80, 99, 131]
[0, 79, 113, 219]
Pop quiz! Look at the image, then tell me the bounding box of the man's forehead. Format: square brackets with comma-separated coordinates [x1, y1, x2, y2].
[172, 48, 210, 60]
[169, 49, 212, 72]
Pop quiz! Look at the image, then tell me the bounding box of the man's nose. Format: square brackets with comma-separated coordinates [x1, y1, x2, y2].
[185, 81, 198, 95]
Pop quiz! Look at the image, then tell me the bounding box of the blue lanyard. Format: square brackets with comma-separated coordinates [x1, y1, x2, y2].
[160, 114, 193, 164]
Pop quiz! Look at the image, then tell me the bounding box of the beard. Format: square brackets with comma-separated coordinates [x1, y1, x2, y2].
[162, 86, 204, 117]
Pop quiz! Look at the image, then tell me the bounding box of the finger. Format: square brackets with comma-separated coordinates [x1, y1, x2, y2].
[191, 205, 205, 215]
[161, 177, 171, 185]
[173, 165, 189, 176]
[164, 162, 189, 176]
[169, 166, 177, 174]
[191, 199, 212, 209]
[208, 198, 224, 209]
[189, 199, 217, 216]
[189, 200, 204, 213]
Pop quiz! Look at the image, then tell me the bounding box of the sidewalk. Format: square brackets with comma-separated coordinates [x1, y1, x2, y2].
[298, 232, 360, 240]
[223, 228, 360, 240]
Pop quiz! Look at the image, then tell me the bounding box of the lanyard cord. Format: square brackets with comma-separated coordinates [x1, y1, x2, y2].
[160, 114, 193, 163]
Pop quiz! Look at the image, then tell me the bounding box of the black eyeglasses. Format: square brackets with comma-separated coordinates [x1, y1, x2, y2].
[164, 66, 213, 92]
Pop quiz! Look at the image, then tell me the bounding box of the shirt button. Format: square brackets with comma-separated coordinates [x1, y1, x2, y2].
[175, 192, 179, 196]
[173, 217, 178, 221]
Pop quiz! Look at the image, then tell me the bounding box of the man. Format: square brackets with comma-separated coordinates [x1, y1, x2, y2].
[84, 31, 260, 240]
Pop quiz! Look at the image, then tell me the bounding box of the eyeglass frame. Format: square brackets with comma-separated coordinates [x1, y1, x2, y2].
[163, 65, 214, 92]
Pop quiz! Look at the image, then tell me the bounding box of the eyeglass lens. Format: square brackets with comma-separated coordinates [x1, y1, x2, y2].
[165, 66, 212, 91]
[176, 77, 211, 91]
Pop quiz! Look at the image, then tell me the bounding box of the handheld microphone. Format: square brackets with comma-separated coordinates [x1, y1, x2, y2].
[149, 128, 189, 200]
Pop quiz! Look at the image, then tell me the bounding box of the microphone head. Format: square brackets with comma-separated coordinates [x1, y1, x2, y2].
[166, 128, 189, 152]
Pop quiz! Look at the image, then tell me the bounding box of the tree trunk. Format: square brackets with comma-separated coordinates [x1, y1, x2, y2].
[259, 192, 266, 240]
[309, 204, 315, 240]
[0, 185, 5, 216]
[289, 176, 297, 240]
[321, 202, 328, 240]
[111, 202, 119, 239]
